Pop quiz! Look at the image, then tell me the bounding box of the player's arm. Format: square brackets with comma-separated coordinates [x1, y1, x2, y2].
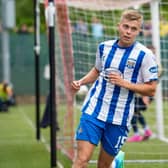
[109, 50, 158, 96]
[71, 67, 99, 92]
[109, 73, 157, 97]
[122, 80, 157, 97]
[78, 67, 99, 85]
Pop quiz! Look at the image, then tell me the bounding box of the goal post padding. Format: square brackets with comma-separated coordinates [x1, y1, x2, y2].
[55, 0, 75, 159]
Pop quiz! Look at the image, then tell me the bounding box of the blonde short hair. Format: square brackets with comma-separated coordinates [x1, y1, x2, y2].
[120, 9, 143, 25]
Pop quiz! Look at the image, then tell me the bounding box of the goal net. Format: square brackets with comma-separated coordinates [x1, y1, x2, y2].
[43, 0, 168, 166]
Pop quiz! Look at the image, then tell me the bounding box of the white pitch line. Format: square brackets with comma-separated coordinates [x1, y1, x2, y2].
[160, 137, 168, 143]
[18, 107, 64, 168]
[89, 159, 168, 164]
[125, 160, 168, 163]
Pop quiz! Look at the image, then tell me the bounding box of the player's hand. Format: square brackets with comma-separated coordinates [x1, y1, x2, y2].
[108, 73, 124, 86]
[71, 80, 81, 94]
[142, 96, 150, 105]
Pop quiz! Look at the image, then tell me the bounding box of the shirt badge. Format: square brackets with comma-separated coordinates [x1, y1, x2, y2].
[126, 58, 136, 69]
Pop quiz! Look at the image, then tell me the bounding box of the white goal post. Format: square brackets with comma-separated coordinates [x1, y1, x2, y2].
[150, 0, 165, 141]
[67, 0, 152, 10]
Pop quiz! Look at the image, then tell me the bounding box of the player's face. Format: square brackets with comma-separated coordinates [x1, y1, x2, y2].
[117, 18, 141, 47]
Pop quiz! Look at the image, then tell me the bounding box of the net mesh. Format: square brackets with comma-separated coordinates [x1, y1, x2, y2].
[42, 0, 168, 166]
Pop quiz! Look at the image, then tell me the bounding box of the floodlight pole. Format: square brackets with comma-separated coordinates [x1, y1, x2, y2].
[34, 0, 41, 141]
[47, 0, 57, 167]
[1, 0, 16, 84]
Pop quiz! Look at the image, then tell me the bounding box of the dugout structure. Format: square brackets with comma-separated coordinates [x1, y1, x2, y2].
[43, 0, 168, 162]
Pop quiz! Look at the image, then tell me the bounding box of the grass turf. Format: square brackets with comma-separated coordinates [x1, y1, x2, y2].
[1, 103, 168, 168]
[0, 105, 50, 168]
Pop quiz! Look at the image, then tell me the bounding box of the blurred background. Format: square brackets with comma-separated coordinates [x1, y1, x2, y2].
[0, 0, 168, 168]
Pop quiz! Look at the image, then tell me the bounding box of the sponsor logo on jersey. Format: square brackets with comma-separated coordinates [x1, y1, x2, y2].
[149, 66, 158, 73]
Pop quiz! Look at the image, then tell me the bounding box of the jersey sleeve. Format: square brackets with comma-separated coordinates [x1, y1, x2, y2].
[95, 43, 104, 71]
[139, 52, 158, 83]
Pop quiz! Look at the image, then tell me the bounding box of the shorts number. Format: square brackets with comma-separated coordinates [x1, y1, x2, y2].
[115, 136, 127, 149]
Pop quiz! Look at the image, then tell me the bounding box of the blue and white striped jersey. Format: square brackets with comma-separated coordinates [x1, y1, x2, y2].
[81, 39, 158, 127]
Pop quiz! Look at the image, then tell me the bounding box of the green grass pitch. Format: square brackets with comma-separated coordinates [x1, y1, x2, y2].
[0, 102, 168, 168]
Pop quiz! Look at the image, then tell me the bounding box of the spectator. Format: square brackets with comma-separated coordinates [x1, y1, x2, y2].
[75, 18, 88, 36]
[91, 16, 104, 39]
[28, 26, 34, 33]
[17, 24, 29, 34]
[0, 81, 16, 112]
[142, 20, 152, 37]
[141, 18, 168, 38]
[160, 17, 168, 37]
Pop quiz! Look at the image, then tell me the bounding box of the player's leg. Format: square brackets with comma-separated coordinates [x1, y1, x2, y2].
[138, 112, 152, 140]
[127, 96, 146, 142]
[132, 96, 140, 133]
[97, 145, 114, 168]
[138, 112, 146, 128]
[73, 117, 103, 168]
[127, 112, 142, 142]
[98, 124, 128, 168]
[72, 140, 95, 168]
[131, 113, 138, 133]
